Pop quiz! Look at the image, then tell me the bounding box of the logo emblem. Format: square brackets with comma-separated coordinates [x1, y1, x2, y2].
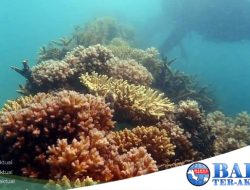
[187, 162, 210, 186]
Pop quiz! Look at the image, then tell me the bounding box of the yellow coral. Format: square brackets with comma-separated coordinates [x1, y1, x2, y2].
[1, 94, 48, 112]
[45, 176, 97, 190]
[80, 72, 174, 124]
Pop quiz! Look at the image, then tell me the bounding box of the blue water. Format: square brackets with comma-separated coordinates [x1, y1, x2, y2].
[0, 0, 249, 115]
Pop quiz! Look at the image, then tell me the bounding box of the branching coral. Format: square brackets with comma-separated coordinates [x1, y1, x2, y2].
[0, 90, 114, 178]
[31, 60, 75, 86]
[107, 38, 163, 79]
[12, 45, 115, 94]
[207, 111, 250, 155]
[73, 17, 134, 47]
[154, 57, 216, 111]
[175, 100, 215, 158]
[37, 17, 134, 63]
[0, 90, 161, 185]
[107, 58, 153, 86]
[64, 44, 114, 74]
[37, 37, 74, 63]
[104, 146, 157, 180]
[45, 176, 97, 190]
[80, 72, 175, 125]
[108, 126, 175, 165]
[156, 118, 198, 163]
[47, 133, 157, 182]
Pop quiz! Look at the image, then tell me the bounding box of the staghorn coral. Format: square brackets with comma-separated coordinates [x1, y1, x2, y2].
[73, 17, 134, 47]
[108, 126, 175, 165]
[175, 100, 215, 158]
[80, 72, 175, 125]
[107, 58, 153, 86]
[154, 56, 216, 111]
[107, 38, 163, 79]
[207, 111, 250, 155]
[0, 90, 114, 178]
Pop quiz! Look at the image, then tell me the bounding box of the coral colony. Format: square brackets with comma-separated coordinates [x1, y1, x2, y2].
[0, 17, 250, 189]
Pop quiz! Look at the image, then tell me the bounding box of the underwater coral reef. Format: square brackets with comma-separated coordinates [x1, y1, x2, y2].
[1, 17, 249, 189]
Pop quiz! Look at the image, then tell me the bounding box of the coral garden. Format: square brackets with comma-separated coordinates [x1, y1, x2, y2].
[1, 17, 250, 189]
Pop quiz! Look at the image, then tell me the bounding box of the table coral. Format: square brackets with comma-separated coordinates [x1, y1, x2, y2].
[80, 72, 175, 125]
[108, 126, 175, 165]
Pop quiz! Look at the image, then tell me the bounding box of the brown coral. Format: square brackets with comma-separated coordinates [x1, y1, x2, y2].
[80, 72, 175, 125]
[47, 132, 157, 182]
[207, 111, 250, 155]
[107, 58, 153, 86]
[108, 126, 175, 165]
[175, 100, 215, 158]
[0, 90, 114, 178]
[104, 147, 158, 181]
[64, 44, 114, 74]
[13, 45, 115, 94]
[73, 17, 134, 47]
[31, 60, 75, 86]
[157, 118, 198, 162]
[107, 38, 163, 79]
